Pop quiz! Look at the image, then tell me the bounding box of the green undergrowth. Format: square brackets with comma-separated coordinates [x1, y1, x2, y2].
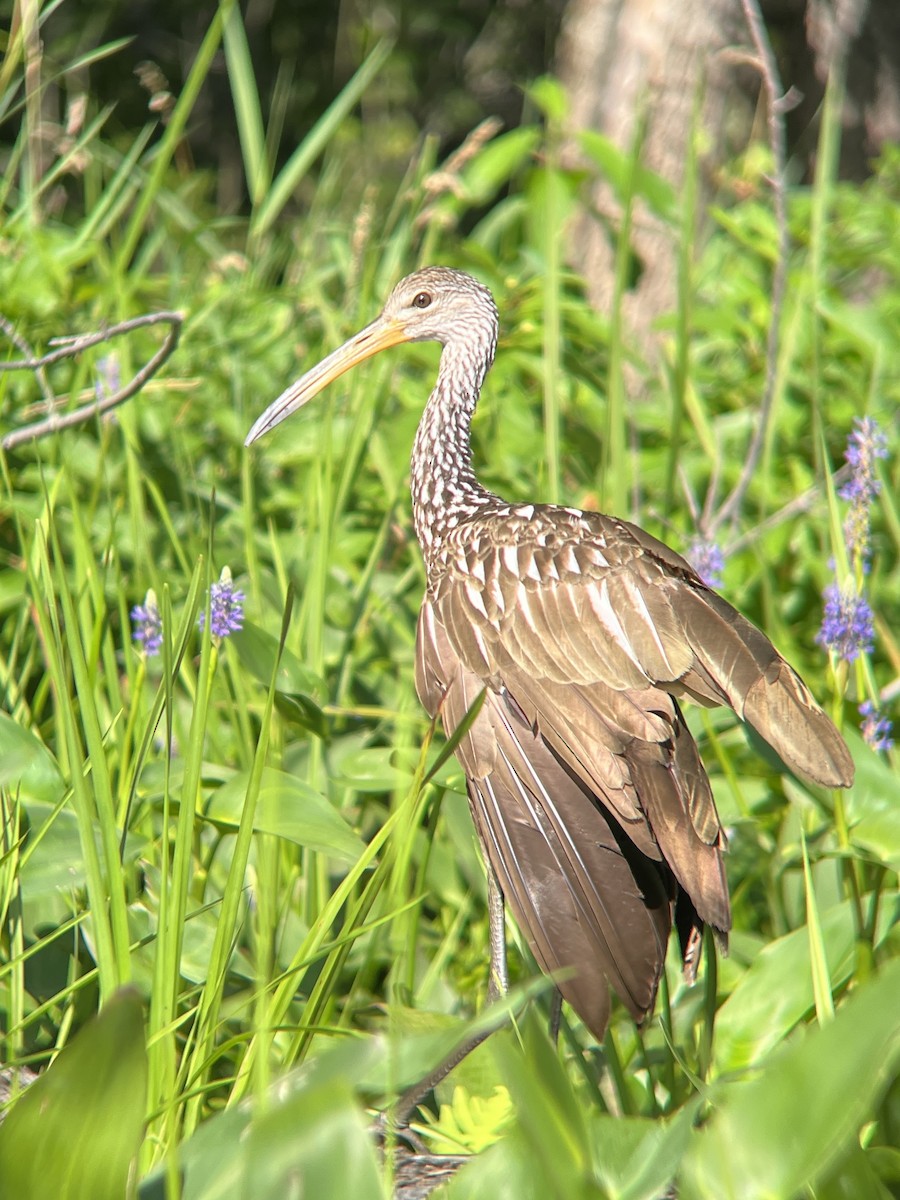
[0, 8, 898, 1199]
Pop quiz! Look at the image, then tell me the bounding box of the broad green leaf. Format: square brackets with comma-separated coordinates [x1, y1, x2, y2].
[845, 733, 900, 869]
[818, 296, 895, 352]
[445, 128, 540, 208]
[362, 1007, 503, 1105]
[17, 801, 85, 897]
[492, 1013, 592, 1179]
[0, 712, 65, 804]
[168, 1055, 384, 1200]
[682, 960, 900, 1200]
[590, 1110, 696, 1200]
[17, 801, 146, 936]
[239, 1077, 383, 1200]
[329, 728, 461, 795]
[527, 76, 569, 122]
[338, 985, 547, 1097]
[155, 1106, 247, 1200]
[815, 1142, 895, 1200]
[230, 621, 325, 697]
[864, 1147, 900, 1191]
[205, 767, 363, 861]
[712, 896, 900, 1073]
[177, 902, 252, 985]
[274, 690, 329, 739]
[0, 989, 147, 1200]
[444, 1135, 553, 1200]
[334, 746, 418, 791]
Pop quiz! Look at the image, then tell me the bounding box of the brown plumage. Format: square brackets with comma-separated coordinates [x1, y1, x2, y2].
[246, 266, 854, 1040]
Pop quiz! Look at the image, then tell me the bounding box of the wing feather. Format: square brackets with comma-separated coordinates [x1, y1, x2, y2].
[675, 586, 854, 787]
[456, 687, 673, 1033]
[418, 597, 707, 1036]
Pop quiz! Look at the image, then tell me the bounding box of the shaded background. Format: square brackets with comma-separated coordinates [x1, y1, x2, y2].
[18, 0, 900, 351]
[30, 0, 900, 202]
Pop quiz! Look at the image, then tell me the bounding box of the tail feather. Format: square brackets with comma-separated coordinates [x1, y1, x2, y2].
[625, 703, 731, 934]
[445, 678, 673, 1034]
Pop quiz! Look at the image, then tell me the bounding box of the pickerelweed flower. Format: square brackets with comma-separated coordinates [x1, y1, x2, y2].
[131, 590, 163, 657]
[818, 418, 889, 665]
[198, 567, 245, 639]
[839, 416, 888, 565]
[840, 417, 888, 503]
[95, 353, 121, 403]
[817, 581, 875, 663]
[859, 700, 894, 753]
[686, 538, 725, 588]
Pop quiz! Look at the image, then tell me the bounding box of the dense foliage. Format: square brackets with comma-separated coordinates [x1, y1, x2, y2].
[0, 8, 898, 1199]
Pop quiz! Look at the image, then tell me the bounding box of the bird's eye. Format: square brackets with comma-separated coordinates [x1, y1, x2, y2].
[411, 291, 432, 309]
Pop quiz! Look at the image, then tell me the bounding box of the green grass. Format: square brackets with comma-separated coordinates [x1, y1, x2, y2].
[0, 9, 898, 1199]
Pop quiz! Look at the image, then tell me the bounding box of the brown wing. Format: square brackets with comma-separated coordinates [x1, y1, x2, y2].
[437, 511, 853, 795]
[415, 601, 674, 1036]
[414, 507, 853, 1035]
[414, 506, 854, 1035]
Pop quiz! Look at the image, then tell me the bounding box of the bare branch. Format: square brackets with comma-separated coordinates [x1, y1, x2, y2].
[0, 316, 55, 404]
[705, 0, 791, 537]
[1, 311, 183, 451]
[723, 463, 851, 557]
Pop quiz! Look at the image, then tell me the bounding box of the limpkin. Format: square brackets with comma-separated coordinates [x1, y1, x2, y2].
[246, 266, 854, 1042]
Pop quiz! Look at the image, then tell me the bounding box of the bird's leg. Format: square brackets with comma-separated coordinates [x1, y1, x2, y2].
[380, 861, 511, 1137]
[381, 1007, 510, 1138]
[488, 862, 563, 1045]
[486, 858, 509, 1001]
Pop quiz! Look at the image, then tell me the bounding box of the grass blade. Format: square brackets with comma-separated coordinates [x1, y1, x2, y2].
[249, 38, 394, 242]
[222, 3, 270, 207]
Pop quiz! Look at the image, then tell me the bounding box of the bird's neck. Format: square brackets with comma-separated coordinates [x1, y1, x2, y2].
[410, 338, 497, 568]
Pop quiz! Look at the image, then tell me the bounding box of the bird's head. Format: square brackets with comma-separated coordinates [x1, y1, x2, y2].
[245, 266, 499, 446]
[379, 266, 499, 346]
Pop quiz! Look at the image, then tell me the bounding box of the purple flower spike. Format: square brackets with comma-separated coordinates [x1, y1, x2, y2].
[816, 582, 875, 663]
[199, 567, 245, 640]
[818, 418, 888, 672]
[131, 590, 163, 657]
[686, 538, 725, 588]
[95, 354, 121, 403]
[859, 700, 894, 753]
[840, 417, 888, 503]
[839, 417, 888, 563]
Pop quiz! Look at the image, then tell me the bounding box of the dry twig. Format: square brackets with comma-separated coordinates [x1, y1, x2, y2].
[1, 310, 183, 450]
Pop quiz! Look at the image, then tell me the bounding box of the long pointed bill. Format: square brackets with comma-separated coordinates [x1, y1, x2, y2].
[245, 315, 411, 446]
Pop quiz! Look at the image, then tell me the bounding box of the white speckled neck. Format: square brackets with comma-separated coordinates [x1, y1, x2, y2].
[410, 302, 500, 567]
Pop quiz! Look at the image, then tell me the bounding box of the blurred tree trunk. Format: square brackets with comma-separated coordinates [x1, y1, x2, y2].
[556, 0, 900, 350]
[777, 0, 900, 178]
[556, 0, 750, 349]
